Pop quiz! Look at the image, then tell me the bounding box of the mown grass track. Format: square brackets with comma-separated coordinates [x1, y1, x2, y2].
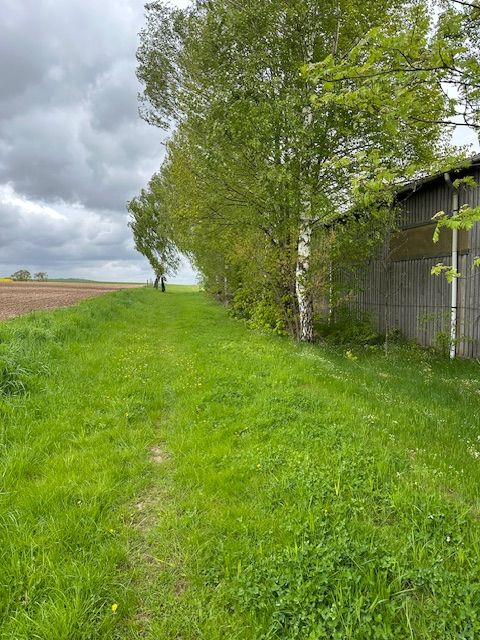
[1, 287, 480, 639]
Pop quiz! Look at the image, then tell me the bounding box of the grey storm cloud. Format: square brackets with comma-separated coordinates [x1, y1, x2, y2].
[0, 0, 196, 282]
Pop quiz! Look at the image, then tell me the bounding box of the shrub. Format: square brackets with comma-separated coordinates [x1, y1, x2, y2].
[231, 287, 287, 335]
[317, 306, 381, 345]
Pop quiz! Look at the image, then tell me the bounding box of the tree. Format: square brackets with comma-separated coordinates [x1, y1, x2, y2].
[304, 1, 480, 133]
[127, 175, 179, 288]
[34, 272, 48, 281]
[432, 0, 480, 132]
[11, 270, 31, 281]
[304, 2, 480, 283]
[136, 0, 455, 340]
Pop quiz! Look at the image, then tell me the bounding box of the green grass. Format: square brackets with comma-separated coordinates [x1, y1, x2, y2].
[1, 288, 480, 639]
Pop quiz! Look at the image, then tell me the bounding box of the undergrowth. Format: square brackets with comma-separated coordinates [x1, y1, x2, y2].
[317, 306, 383, 346]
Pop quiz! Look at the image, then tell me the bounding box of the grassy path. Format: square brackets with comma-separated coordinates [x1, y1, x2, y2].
[1, 288, 480, 639]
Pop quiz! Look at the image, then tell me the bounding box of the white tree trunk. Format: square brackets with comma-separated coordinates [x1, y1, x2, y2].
[296, 44, 316, 343]
[295, 217, 314, 342]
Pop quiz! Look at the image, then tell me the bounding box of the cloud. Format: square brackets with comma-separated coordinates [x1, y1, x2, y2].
[0, 184, 131, 264]
[0, 0, 196, 282]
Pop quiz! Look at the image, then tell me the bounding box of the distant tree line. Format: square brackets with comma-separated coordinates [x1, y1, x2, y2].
[129, 0, 480, 341]
[10, 270, 48, 282]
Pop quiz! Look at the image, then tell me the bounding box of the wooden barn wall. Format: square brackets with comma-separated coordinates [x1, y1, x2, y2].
[342, 170, 480, 357]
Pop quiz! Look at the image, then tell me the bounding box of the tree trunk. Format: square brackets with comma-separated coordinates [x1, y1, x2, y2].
[295, 218, 314, 342]
[296, 65, 315, 343]
[153, 274, 160, 289]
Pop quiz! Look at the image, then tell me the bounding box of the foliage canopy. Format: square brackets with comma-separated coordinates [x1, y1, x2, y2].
[133, 0, 479, 338]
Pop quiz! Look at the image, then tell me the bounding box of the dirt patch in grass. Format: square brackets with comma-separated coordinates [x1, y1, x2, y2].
[126, 443, 186, 637]
[150, 445, 169, 465]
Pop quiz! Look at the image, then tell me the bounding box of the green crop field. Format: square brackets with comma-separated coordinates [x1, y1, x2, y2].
[1, 287, 480, 639]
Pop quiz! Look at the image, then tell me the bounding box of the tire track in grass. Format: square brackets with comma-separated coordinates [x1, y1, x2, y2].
[119, 298, 195, 638]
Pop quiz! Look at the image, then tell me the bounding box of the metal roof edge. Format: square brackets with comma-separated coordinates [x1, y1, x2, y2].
[397, 153, 480, 197]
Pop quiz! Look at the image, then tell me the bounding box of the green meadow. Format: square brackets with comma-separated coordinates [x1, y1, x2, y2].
[1, 287, 480, 639]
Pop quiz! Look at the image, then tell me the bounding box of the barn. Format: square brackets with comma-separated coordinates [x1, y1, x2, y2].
[351, 154, 480, 358]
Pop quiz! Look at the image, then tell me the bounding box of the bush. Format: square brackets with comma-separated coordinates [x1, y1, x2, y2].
[317, 306, 381, 345]
[231, 287, 287, 335]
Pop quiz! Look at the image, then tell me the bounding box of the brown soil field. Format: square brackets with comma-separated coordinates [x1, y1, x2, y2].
[0, 281, 141, 321]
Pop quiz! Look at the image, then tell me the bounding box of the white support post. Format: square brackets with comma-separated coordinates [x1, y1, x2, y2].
[450, 191, 459, 360]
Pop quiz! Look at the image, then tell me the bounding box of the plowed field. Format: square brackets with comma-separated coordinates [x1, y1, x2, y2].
[0, 281, 139, 320]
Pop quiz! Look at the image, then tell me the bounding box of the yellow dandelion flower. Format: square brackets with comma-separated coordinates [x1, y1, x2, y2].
[111, 603, 118, 613]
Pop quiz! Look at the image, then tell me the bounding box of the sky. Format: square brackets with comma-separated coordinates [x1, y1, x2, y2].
[0, 2, 478, 283]
[0, 0, 196, 283]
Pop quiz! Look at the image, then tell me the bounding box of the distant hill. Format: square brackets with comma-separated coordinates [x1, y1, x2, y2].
[49, 278, 143, 285]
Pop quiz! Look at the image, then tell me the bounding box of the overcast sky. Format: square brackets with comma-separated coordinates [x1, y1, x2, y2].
[0, 0, 195, 283]
[0, 2, 479, 283]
